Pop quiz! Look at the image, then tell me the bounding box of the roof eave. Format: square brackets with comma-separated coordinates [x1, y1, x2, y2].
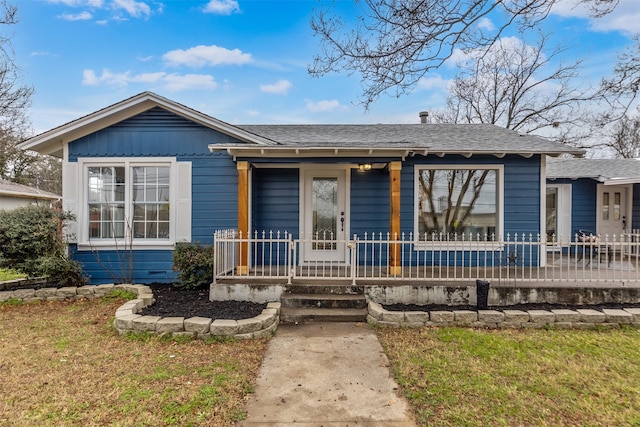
[210, 145, 585, 160]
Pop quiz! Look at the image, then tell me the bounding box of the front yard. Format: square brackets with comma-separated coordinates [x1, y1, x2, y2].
[2, 295, 640, 426]
[0, 296, 268, 426]
[377, 326, 640, 426]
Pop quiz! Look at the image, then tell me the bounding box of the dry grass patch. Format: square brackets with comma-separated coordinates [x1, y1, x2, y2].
[377, 326, 640, 427]
[0, 297, 268, 426]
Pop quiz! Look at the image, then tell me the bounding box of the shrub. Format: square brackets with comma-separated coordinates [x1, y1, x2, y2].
[37, 255, 86, 287]
[0, 205, 86, 286]
[172, 242, 214, 289]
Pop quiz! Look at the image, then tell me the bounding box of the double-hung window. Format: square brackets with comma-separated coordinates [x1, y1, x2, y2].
[415, 165, 503, 242]
[79, 158, 183, 248]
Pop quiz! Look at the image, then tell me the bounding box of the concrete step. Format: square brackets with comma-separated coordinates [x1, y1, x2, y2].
[281, 293, 367, 309]
[280, 307, 368, 324]
[284, 283, 364, 295]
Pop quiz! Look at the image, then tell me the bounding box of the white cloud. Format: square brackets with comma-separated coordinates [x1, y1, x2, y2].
[552, 0, 640, 34]
[260, 79, 292, 95]
[416, 75, 451, 91]
[203, 0, 240, 15]
[112, 0, 151, 18]
[305, 99, 345, 113]
[45, 0, 104, 6]
[163, 44, 253, 68]
[477, 17, 495, 32]
[45, 0, 154, 19]
[82, 68, 217, 91]
[58, 11, 92, 20]
[31, 51, 57, 57]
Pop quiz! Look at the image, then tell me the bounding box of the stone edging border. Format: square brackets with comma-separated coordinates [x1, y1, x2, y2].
[112, 284, 281, 339]
[367, 301, 640, 329]
[0, 283, 281, 340]
[0, 283, 127, 302]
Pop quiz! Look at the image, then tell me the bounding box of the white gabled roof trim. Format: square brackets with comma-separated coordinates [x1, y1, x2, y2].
[20, 92, 276, 156]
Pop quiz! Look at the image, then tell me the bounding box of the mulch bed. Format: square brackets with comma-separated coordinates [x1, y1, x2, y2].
[139, 284, 267, 320]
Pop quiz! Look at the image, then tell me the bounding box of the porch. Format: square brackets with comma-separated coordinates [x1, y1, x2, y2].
[213, 230, 640, 286]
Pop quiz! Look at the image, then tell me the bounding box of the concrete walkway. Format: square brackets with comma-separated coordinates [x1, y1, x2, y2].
[238, 322, 417, 426]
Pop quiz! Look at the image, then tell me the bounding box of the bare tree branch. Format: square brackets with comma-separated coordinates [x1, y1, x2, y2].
[431, 34, 597, 147]
[309, 0, 617, 108]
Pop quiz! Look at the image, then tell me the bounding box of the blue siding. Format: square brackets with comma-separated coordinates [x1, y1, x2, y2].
[398, 155, 542, 266]
[68, 108, 239, 284]
[546, 178, 598, 235]
[191, 155, 238, 242]
[401, 154, 542, 237]
[71, 244, 176, 284]
[67, 107, 549, 277]
[68, 108, 241, 160]
[252, 168, 299, 235]
[350, 168, 389, 236]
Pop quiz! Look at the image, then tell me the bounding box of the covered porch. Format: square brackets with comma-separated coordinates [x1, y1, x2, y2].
[213, 230, 640, 286]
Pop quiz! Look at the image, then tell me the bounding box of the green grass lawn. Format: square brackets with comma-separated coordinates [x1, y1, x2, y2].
[0, 296, 268, 426]
[377, 326, 640, 426]
[0, 268, 25, 281]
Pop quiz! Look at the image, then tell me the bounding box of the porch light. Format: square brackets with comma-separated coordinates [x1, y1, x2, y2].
[358, 163, 372, 171]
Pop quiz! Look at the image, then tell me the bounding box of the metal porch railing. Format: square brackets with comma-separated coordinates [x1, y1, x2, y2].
[213, 229, 640, 285]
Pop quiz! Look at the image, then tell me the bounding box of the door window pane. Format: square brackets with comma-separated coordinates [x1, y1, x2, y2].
[312, 177, 337, 250]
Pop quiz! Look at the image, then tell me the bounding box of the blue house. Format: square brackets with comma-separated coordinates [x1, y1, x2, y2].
[20, 92, 583, 284]
[546, 157, 640, 241]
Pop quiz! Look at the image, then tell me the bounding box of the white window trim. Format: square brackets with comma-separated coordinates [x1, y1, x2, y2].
[413, 164, 504, 250]
[77, 157, 179, 251]
[546, 183, 572, 244]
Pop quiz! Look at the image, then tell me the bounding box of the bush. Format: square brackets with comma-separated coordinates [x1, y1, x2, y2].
[37, 255, 86, 287]
[172, 242, 214, 289]
[0, 205, 85, 286]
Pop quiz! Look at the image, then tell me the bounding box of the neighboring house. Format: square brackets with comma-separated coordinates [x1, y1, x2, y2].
[546, 157, 640, 240]
[19, 92, 583, 284]
[0, 178, 60, 210]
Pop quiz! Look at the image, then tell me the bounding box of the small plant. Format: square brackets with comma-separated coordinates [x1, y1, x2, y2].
[172, 242, 214, 290]
[0, 297, 25, 306]
[102, 289, 137, 302]
[0, 268, 25, 281]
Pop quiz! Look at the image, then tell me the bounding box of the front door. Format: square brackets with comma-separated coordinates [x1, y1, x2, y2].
[301, 168, 348, 263]
[598, 185, 628, 237]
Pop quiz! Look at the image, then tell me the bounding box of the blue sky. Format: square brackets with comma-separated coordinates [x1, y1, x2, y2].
[13, 0, 640, 135]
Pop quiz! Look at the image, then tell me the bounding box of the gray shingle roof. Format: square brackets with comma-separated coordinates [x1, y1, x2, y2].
[547, 157, 640, 180]
[0, 179, 60, 200]
[237, 123, 583, 155]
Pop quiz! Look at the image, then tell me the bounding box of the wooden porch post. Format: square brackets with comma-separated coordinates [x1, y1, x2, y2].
[389, 161, 402, 276]
[237, 161, 249, 274]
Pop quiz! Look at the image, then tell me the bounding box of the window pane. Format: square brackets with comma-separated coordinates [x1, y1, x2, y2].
[87, 165, 125, 240]
[417, 169, 497, 240]
[603, 192, 610, 220]
[614, 192, 621, 221]
[546, 187, 558, 240]
[131, 166, 171, 240]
